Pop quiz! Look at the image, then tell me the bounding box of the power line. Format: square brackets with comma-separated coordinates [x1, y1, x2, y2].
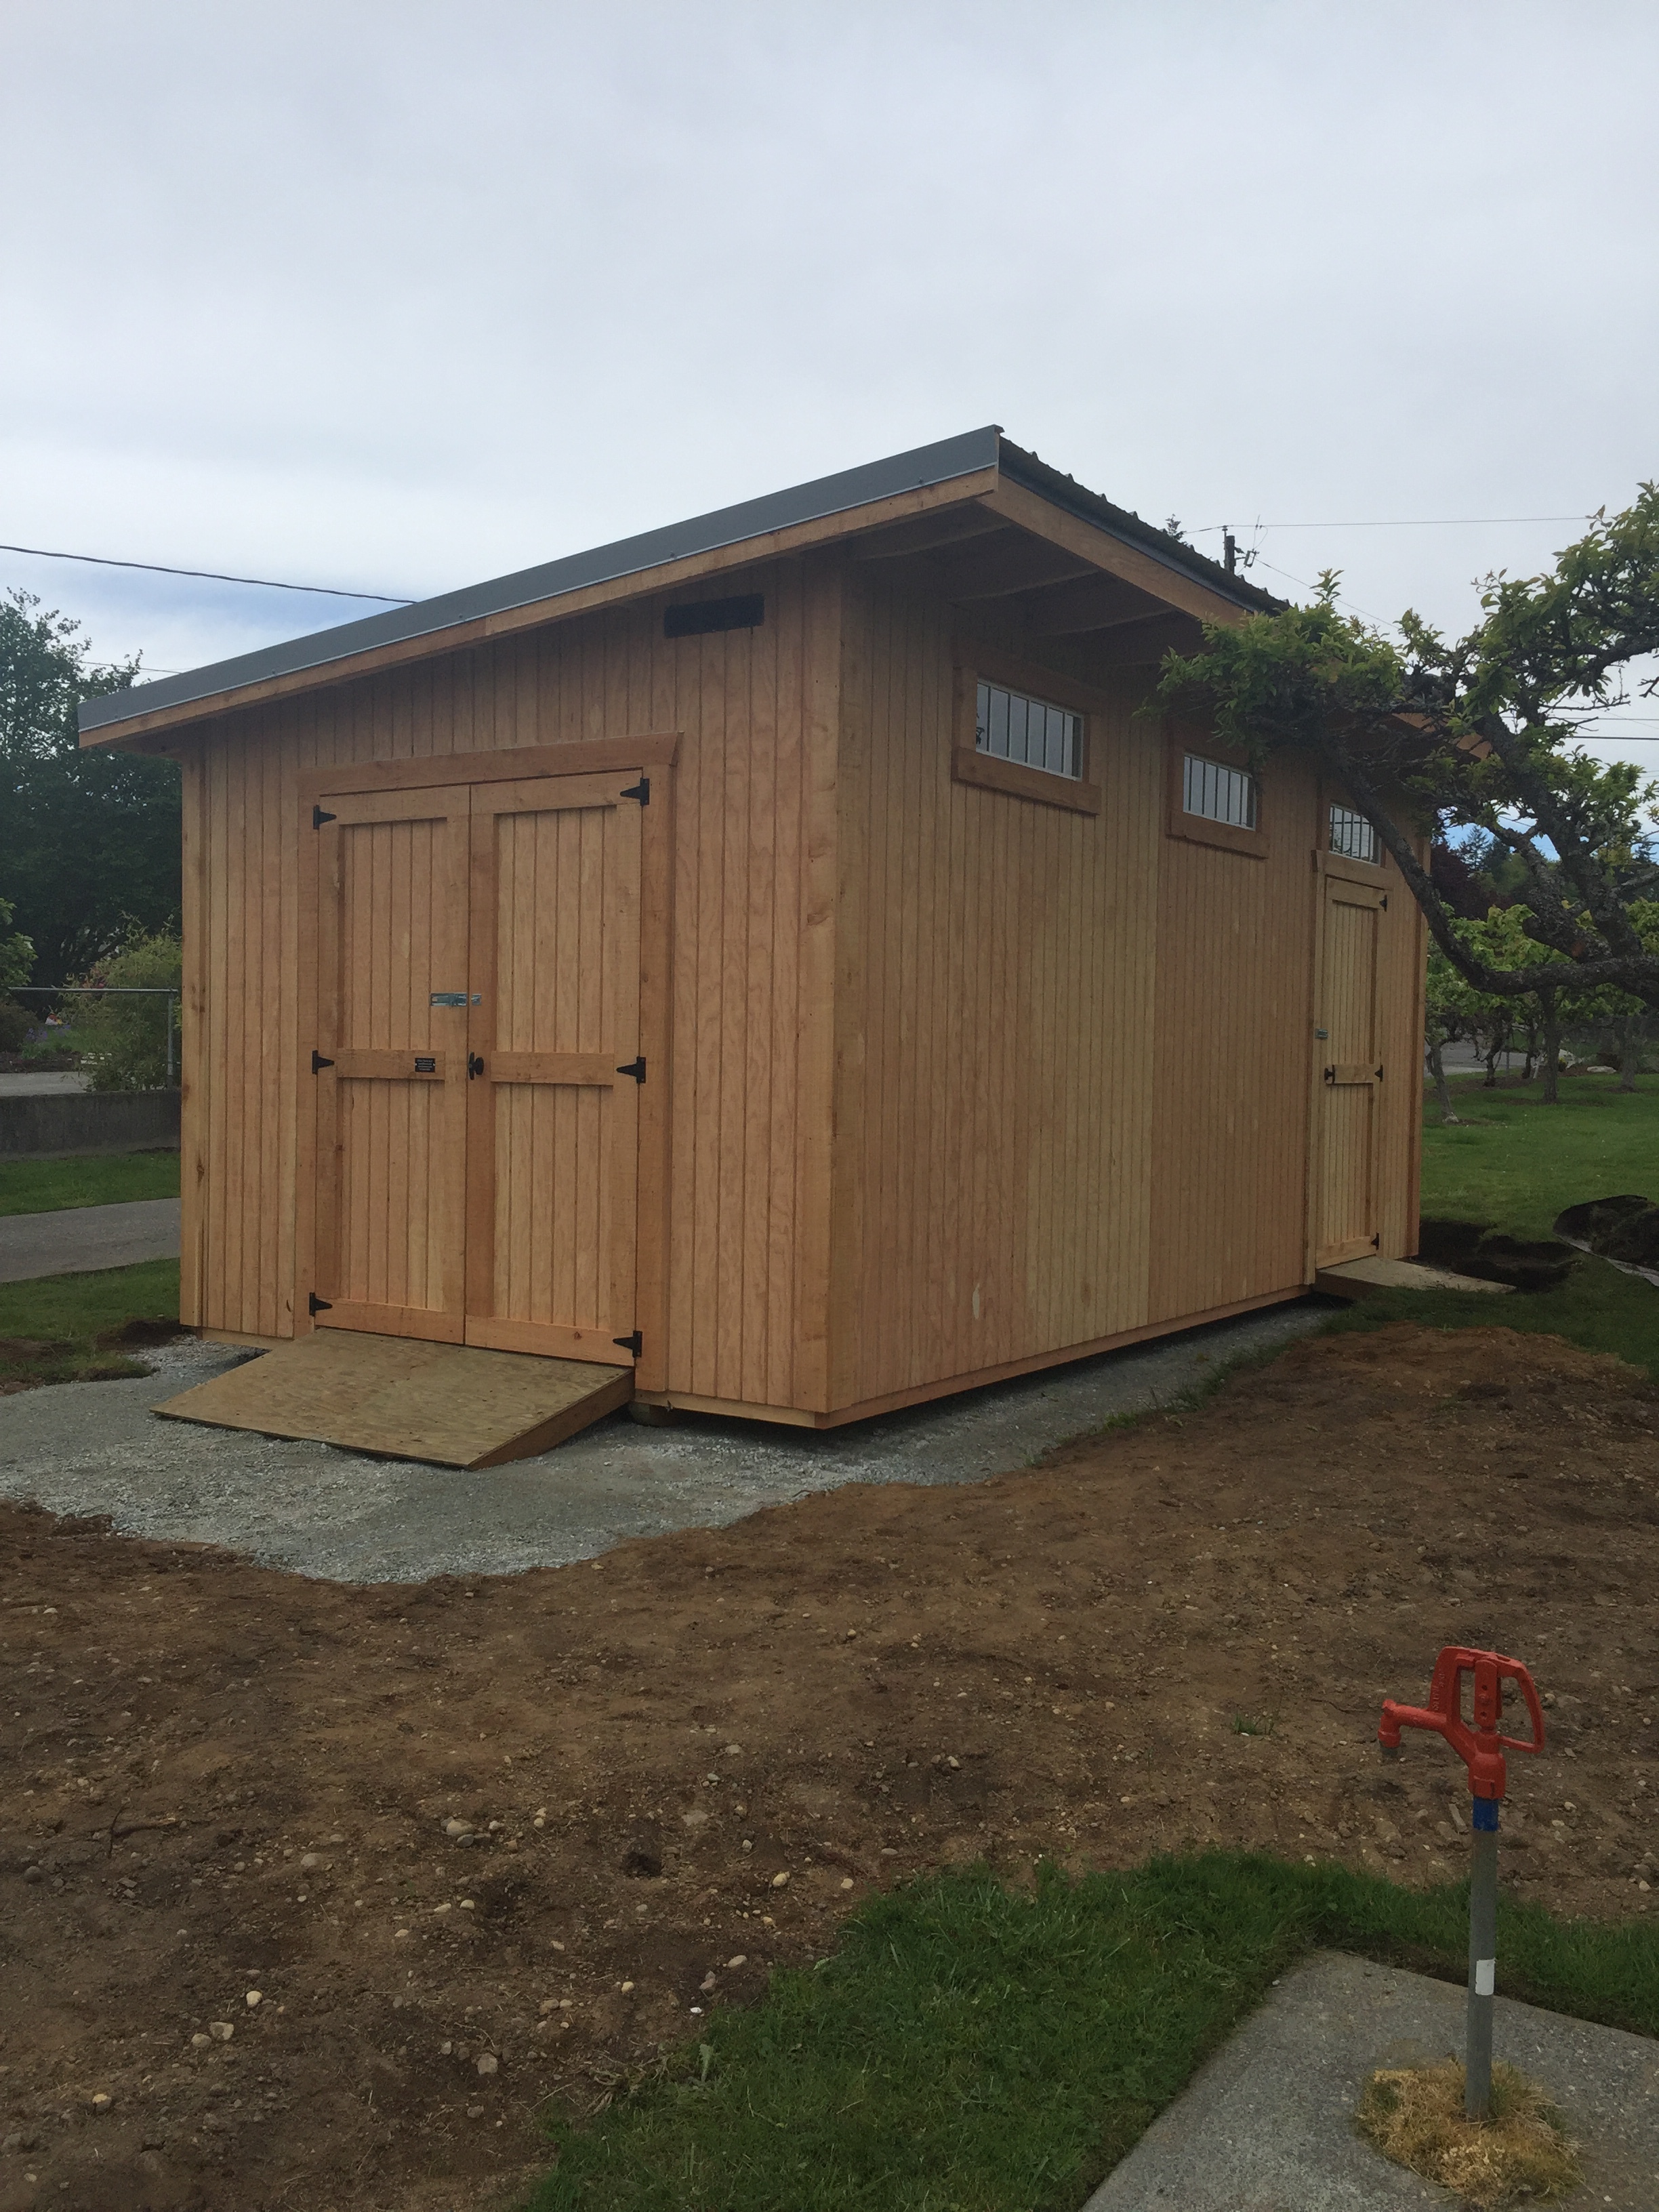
[1, 539, 413, 604]
[1195, 514, 1589, 533]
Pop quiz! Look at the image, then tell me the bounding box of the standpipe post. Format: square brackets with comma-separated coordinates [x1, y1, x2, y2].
[1378, 1648, 1544, 2127]
[1466, 1798, 1499, 2120]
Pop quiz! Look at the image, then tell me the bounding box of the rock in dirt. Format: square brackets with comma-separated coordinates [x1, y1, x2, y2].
[475, 2053, 497, 2076]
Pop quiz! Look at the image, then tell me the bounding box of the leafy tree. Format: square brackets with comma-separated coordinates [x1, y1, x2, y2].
[0, 591, 179, 987]
[0, 890, 31, 991]
[74, 933, 183, 1091]
[1156, 489, 1659, 1009]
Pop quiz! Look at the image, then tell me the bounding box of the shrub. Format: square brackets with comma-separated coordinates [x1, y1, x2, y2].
[74, 934, 182, 1091]
[0, 998, 31, 1053]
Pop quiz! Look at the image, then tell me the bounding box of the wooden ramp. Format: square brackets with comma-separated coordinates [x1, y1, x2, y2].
[1315, 1256, 1512, 1303]
[155, 1332, 634, 1469]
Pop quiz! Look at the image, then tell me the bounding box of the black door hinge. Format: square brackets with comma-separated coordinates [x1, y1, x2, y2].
[1380, 893, 1389, 910]
[309, 1292, 333, 1315]
[620, 776, 650, 806]
[312, 1050, 334, 1074]
[1375, 1064, 1385, 1082]
[615, 1057, 647, 1084]
[1371, 1233, 1381, 1250]
[468, 1052, 486, 1079]
[312, 804, 337, 829]
[613, 1330, 642, 1356]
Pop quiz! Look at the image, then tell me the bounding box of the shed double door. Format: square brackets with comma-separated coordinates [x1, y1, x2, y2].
[310, 771, 642, 1366]
[1314, 874, 1387, 1266]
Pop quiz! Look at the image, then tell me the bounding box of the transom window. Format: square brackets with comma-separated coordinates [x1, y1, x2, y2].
[975, 680, 1082, 781]
[1329, 804, 1380, 863]
[1183, 752, 1259, 830]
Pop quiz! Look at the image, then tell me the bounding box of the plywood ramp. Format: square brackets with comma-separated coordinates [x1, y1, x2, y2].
[154, 1332, 634, 1468]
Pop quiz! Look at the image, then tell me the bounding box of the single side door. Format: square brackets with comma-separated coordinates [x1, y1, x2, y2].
[1315, 874, 1387, 1265]
[463, 773, 644, 1365]
[311, 785, 472, 1340]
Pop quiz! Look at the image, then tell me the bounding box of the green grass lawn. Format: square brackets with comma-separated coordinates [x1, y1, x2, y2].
[0, 1256, 181, 1388]
[0, 1148, 181, 1216]
[527, 1854, 1659, 2212]
[1324, 1076, 1659, 1381]
[1422, 1073, 1657, 1238]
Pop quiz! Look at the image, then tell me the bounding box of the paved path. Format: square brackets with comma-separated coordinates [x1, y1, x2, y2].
[0, 1299, 1324, 1582]
[0, 1070, 89, 1097]
[0, 1197, 180, 1283]
[1087, 1950, 1658, 2209]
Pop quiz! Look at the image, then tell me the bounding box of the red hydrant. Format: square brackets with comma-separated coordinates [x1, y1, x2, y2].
[1378, 1647, 1544, 2119]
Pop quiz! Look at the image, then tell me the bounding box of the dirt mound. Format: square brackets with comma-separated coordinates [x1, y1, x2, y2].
[1554, 1195, 1659, 1275]
[1418, 1218, 1578, 1292]
[1, 1322, 1656, 2211]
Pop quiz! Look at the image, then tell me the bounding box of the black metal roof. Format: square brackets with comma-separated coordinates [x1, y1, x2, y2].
[79, 427, 1276, 736]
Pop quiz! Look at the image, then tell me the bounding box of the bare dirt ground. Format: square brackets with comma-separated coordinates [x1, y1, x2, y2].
[2, 1322, 1656, 2212]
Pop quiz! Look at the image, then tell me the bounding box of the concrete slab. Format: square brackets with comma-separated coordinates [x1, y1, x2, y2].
[0, 1197, 180, 1283]
[1316, 1256, 1511, 1301]
[1085, 1950, 1659, 2210]
[0, 1298, 1324, 1582]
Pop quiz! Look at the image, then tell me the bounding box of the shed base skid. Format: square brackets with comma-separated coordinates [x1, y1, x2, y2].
[155, 1331, 634, 1468]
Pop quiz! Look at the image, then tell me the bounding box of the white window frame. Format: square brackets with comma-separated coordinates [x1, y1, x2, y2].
[975, 678, 1084, 783]
[1183, 752, 1259, 831]
[1329, 804, 1380, 865]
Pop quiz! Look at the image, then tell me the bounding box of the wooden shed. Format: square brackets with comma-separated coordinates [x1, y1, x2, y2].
[81, 428, 1426, 1457]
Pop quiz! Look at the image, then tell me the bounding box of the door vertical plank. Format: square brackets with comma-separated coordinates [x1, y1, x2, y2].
[631, 765, 672, 1392]
[465, 795, 501, 1330]
[312, 818, 344, 1303]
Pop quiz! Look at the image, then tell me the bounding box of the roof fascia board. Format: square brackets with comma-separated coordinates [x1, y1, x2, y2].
[979, 475, 1268, 629]
[995, 438, 1282, 619]
[79, 427, 1002, 745]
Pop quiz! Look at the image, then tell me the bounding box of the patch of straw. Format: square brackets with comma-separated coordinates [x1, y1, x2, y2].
[1356, 2059, 1581, 2209]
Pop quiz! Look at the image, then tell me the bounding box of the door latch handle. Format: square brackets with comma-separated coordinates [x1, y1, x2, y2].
[468, 1053, 486, 1080]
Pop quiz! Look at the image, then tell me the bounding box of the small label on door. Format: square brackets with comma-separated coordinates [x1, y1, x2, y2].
[413, 1057, 437, 1074]
[430, 991, 467, 1006]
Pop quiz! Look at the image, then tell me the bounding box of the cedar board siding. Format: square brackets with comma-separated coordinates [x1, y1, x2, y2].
[830, 581, 1162, 1409]
[827, 575, 1422, 1414]
[178, 558, 842, 1414]
[1147, 751, 1319, 1326]
[178, 546, 1423, 1428]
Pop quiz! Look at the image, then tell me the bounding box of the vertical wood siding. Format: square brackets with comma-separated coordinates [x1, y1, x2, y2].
[178, 545, 1423, 1422]
[827, 575, 1419, 1415]
[180, 560, 838, 1408]
[1147, 756, 1319, 1323]
[830, 579, 1162, 1409]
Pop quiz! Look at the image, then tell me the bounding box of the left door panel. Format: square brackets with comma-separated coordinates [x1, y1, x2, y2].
[312, 787, 471, 1341]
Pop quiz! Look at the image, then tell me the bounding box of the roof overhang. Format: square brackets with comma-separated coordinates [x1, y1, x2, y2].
[79, 428, 1282, 748]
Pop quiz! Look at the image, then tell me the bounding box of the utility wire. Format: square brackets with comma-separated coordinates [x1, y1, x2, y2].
[1195, 514, 1589, 533]
[1, 539, 413, 604]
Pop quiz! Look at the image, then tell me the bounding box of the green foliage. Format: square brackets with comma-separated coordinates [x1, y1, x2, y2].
[73, 934, 182, 1091]
[0, 591, 180, 987]
[0, 890, 32, 991]
[0, 1149, 180, 1216]
[1155, 493, 1659, 1007]
[0, 1256, 179, 1389]
[524, 1856, 1659, 2212]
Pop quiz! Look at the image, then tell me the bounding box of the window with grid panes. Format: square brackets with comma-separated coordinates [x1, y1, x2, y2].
[1182, 752, 1259, 830]
[1329, 804, 1380, 863]
[975, 680, 1083, 781]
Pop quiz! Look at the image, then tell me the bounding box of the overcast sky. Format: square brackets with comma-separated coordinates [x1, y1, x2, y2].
[3, 1, 1656, 769]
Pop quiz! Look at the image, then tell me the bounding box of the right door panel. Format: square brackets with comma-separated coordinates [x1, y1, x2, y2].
[464, 775, 642, 1364]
